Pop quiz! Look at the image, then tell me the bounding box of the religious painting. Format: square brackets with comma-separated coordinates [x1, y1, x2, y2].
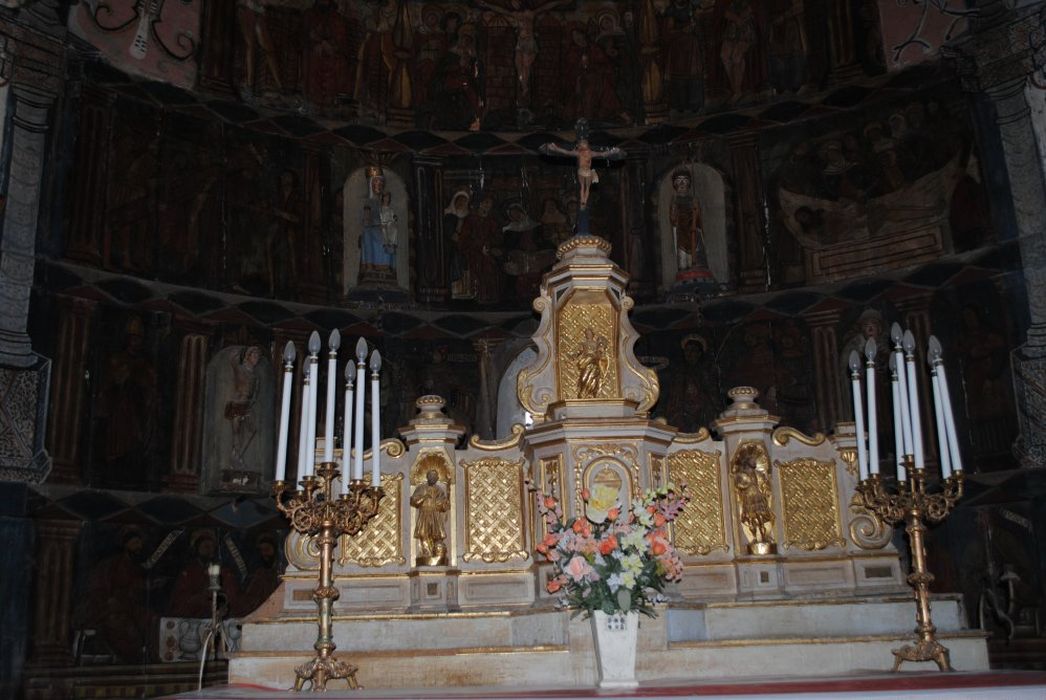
[656, 333, 722, 434]
[343, 164, 410, 294]
[201, 346, 276, 495]
[85, 308, 171, 491]
[73, 522, 285, 665]
[68, 0, 200, 89]
[764, 90, 991, 286]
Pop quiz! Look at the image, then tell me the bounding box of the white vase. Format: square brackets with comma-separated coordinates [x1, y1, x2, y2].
[590, 610, 639, 689]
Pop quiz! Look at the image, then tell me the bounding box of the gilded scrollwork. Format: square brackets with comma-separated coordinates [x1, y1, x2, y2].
[339, 473, 406, 567]
[772, 426, 827, 447]
[469, 424, 525, 451]
[462, 457, 529, 563]
[848, 492, 893, 550]
[776, 458, 845, 551]
[668, 449, 728, 556]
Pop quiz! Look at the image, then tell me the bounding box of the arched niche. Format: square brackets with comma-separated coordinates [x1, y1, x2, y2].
[342, 167, 410, 293]
[656, 163, 729, 291]
[496, 345, 537, 439]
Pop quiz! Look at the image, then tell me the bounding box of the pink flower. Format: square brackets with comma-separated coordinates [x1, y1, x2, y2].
[564, 555, 595, 582]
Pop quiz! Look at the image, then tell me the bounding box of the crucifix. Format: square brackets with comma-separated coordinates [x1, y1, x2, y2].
[539, 119, 624, 235]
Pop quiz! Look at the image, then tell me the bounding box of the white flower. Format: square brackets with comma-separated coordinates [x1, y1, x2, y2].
[607, 572, 624, 592]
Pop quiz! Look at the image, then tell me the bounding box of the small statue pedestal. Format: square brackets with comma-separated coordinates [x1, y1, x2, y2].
[408, 566, 460, 612]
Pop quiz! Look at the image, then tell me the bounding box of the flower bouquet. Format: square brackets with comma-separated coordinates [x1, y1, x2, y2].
[532, 481, 689, 618]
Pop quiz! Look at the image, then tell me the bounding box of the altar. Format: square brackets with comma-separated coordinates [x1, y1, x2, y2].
[229, 235, 988, 691]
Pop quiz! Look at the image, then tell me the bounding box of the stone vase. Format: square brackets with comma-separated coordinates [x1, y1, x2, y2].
[590, 610, 639, 689]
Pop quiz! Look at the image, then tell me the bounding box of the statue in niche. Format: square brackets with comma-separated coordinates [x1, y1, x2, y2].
[539, 119, 624, 233]
[236, 0, 282, 100]
[410, 467, 450, 566]
[359, 166, 396, 284]
[574, 328, 610, 399]
[731, 442, 775, 555]
[225, 346, 262, 472]
[669, 168, 714, 285]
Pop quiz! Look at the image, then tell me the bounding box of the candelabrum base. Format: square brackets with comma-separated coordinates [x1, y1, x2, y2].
[293, 654, 360, 692]
[891, 638, 954, 673]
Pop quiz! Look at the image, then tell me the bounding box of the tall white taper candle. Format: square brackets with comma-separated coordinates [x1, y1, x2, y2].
[929, 336, 963, 474]
[890, 323, 914, 459]
[848, 351, 868, 481]
[889, 353, 906, 482]
[305, 331, 321, 477]
[324, 329, 340, 463]
[275, 341, 296, 483]
[864, 338, 879, 475]
[353, 338, 367, 481]
[902, 330, 924, 470]
[341, 363, 354, 495]
[927, 337, 953, 479]
[370, 349, 382, 488]
[297, 357, 310, 481]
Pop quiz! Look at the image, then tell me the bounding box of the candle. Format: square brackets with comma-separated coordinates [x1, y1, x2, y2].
[890, 323, 914, 458]
[297, 352, 310, 482]
[927, 336, 952, 479]
[370, 349, 382, 488]
[208, 563, 220, 589]
[902, 330, 924, 470]
[864, 338, 879, 476]
[889, 353, 906, 482]
[275, 341, 296, 483]
[354, 338, 367, 481]
[848, 351, 868, 481]
[930, 336, 963, 474]
[324, 329, 340, 463]
[305, 331, 321, 477]
[341, 362, 354, 495]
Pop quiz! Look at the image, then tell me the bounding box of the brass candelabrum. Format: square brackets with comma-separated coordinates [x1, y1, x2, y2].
[855, 457, 964, 672]
[273, 461, 384, 691]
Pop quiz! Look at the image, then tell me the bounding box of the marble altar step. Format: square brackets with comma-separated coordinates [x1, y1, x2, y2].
[230, 594, 989, 689]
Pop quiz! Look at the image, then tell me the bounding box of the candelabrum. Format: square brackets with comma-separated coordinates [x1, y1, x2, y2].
[274, 461, 384, 691]
[855, 458, 964, 672]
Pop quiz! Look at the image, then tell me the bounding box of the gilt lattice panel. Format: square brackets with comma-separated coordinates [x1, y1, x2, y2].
[339, 473, 405, 567]
[556, 294, 619, 400]
[668, 449, 728, 556]
[777, 458, 845, 551]
[462, 457, 529, 563]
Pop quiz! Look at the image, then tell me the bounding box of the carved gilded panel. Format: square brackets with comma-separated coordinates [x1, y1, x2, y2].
[339, 473, 406, 567]
[538, 456, 563, 539]
[668, 449, 728, 556]
[462, 457, 529, 563]
[776, 458, 845, 551]
[556, 290, 619, 400]
[572, 443, 640, 513]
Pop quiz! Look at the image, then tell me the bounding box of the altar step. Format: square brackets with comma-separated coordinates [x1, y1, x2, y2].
[230, 594, 989, 690]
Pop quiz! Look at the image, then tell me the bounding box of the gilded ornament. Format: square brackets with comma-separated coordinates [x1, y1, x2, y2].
[776, 458, 845, 551]
[410, 467, 451, 566]
[339, 473, 406, 567]
[556, 292, 619, 400]
[730, 441, 776, 555]
[772, 426, 827, 447]
[668, 449, 727, 556]
[462, 457, 529, 563]
[848, 491, 893, 550]
[469, 424, 525, 451]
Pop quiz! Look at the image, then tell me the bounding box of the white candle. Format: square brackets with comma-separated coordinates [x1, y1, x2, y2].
[928, 343, 953, 479]
[864, 338, 879, 475]
[931, 336, 964, 474]
[305, 331, 321, 477]
[341, 363, 354, 495]
[902, 330, 924, 470]
[354, 338, 367, 481]
[275, 341, 296, 483]
[297, 359, 310, 481]
[324, 329, 340, 463]
[848, 351, 868, 481]
[890, 323, 914, 458]
[889, 353, 906, 482]
[370, 349, 382, 488]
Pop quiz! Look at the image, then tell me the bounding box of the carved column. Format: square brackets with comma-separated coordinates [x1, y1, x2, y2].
[386, 0, 414, 127]
[66, 85, 113, 266]
[804, 305, 845, 433]
[728, 134, 767, 292]
[27, 519, 81, 668]
[415, 157, 446, 303]
[950, 5, 1046, 466]
[638, 0, 666, 124]
[46, 296, 96, 484]
[166, 331, 210, 492]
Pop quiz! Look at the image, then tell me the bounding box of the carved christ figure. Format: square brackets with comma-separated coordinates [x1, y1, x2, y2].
[474, 0, 572, 98]
[539, 139, 624, 210]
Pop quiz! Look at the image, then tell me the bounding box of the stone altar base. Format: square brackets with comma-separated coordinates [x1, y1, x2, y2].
[228, 594, 988, 691]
